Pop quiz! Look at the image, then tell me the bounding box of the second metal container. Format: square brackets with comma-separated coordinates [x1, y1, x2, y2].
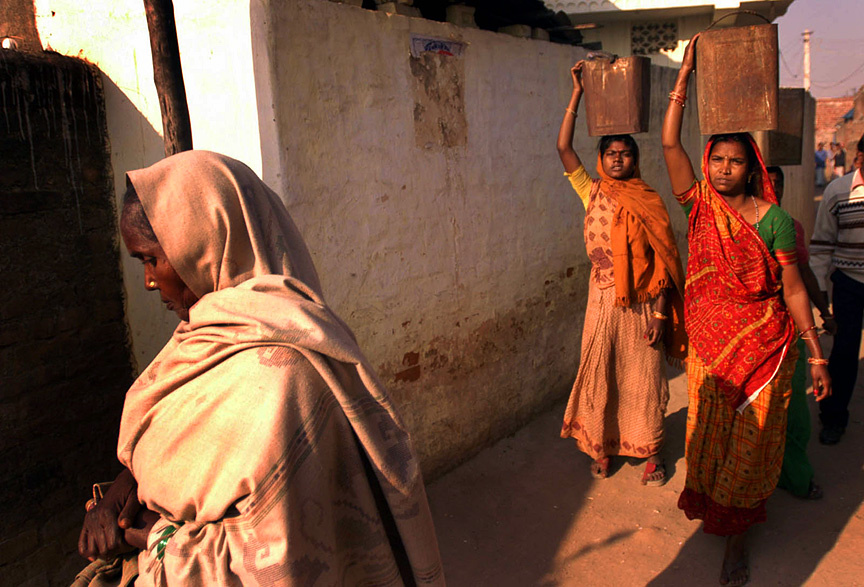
[753, 88, 806, 166]
[582, 55, 651, 137]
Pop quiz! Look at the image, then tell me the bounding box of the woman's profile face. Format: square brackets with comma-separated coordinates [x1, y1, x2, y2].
[121, 220, 199, 322]
[601, 140, 636, 179]
[708, 140, 750, 197]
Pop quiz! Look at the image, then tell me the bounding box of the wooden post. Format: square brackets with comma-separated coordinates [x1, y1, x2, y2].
[143, 0, 193, 156]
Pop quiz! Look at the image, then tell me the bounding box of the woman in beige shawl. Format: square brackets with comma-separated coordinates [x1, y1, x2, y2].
[76, 151, 445, 586]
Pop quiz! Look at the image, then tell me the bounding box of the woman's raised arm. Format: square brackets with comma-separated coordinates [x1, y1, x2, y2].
[557, 61, 586, 173]
[662, 35, 699, 195]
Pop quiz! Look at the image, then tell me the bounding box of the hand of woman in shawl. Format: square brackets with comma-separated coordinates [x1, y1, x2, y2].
[810, 364, 831, 402]
[78, 468, 141, 560]
[645, 317, 666, 347]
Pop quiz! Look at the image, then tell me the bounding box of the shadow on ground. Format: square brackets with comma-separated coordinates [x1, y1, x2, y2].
[426, 404, 592, 586]
[429, 353, 864, 586]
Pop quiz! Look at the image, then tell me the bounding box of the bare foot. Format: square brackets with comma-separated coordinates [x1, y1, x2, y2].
[720, 533, 749, 586]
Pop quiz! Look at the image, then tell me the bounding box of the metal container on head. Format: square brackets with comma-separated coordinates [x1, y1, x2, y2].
[582, 54, 651, 137]
[753, 88, 806, 166]
[696, 23, 779, 135]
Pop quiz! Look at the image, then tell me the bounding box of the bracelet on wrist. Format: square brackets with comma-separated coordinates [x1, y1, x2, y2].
[807, 357, 829, 366]
[565, 107, 578, 117]
[668, 91, 686, 107]
[799, 325, 819, 338]
[651, 311, 668, 321]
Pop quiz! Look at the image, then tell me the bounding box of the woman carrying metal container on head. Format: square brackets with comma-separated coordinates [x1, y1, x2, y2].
[661, 33, 831, 586]
[556, 59, 687, 486]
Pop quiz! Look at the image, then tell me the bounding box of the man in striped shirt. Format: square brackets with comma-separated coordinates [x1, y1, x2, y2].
[810, 133, 864, 445]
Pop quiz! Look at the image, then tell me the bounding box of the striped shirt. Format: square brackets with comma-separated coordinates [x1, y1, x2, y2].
[810, 168, 864, 290]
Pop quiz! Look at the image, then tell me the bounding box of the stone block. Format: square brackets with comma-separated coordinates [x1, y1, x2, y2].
[498, 24, 532, 39]
[531, 28, 550, 42]
[377, 2, 421, 17]
[329, 0, 363, 5]
[0, 524, 38, 565]
[445, 4, 476, 28]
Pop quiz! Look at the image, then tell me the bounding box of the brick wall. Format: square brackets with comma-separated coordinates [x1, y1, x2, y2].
[835, 88, 864, 168]
[814, 96, 854, 147]
[0, 51, 133, 585]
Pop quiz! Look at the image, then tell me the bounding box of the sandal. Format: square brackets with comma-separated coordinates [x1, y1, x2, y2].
[641, 460, 667, 486]
[805, 480, 823, 500]
[591, 457, 610, 479]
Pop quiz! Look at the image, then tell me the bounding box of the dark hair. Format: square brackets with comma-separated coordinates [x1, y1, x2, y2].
[597, 134, 640, 166]
[765, 165, 784, 184]
[121, 184, 158, 244]
[709, 133, 762, 197]
[857, 133, 864, 154]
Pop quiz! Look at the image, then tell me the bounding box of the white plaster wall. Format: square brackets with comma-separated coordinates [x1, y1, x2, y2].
[265, 0, 698, 476]
[30, 0, 701, 476]
[33, 0, 274, 370]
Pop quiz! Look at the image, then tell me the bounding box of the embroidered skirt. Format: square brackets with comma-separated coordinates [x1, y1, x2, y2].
[560, 280, 669, 460]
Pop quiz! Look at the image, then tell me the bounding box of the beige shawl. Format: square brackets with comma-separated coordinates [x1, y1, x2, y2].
[119, 151, 444, 586]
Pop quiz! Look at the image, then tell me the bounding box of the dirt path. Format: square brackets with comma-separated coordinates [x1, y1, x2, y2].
[428, 351, 864, 586]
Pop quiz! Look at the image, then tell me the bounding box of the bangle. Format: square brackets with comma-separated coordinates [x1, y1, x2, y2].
[799, 325, 818, 338]
[651, 311, 668, 320]
[565, 107, 577, 117]
[668, 91, 686, 107]
[807, 357, 829, 365]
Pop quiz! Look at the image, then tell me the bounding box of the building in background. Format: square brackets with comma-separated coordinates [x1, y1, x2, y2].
[545, 0, 794, 66]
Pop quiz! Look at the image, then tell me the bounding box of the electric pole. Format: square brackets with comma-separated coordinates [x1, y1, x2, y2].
[803, 29, 811, 92]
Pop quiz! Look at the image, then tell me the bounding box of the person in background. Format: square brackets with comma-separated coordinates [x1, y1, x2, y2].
[662, 35, 831, 587]
[815, 142, 829, 188]
[557, 60, 687, 486]
[833, 143, 846, 179]
[810, 133, 864, 446]
[766, 165, 834, 500]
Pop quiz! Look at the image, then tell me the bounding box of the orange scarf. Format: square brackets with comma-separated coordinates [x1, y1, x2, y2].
[597, 154, 687, 364]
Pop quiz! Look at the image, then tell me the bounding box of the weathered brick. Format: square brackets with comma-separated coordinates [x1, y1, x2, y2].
[0, 50, 133, 586]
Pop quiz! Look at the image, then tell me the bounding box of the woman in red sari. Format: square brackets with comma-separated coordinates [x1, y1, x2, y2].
[662, 36, 832, 586]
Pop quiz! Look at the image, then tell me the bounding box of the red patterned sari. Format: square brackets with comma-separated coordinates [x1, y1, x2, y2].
[676, 135, 797, 535]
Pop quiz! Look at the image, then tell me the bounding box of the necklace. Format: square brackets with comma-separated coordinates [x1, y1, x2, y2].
[751, 195, 760, 230]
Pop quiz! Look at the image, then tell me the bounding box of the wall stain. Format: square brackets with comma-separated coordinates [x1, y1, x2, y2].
[409, 52, 466, 150]
[394, 364, 421, 383]
[377, 264, 591, 480]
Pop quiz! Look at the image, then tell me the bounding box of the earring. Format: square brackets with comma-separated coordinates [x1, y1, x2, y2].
[148, 280, 157, 288]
